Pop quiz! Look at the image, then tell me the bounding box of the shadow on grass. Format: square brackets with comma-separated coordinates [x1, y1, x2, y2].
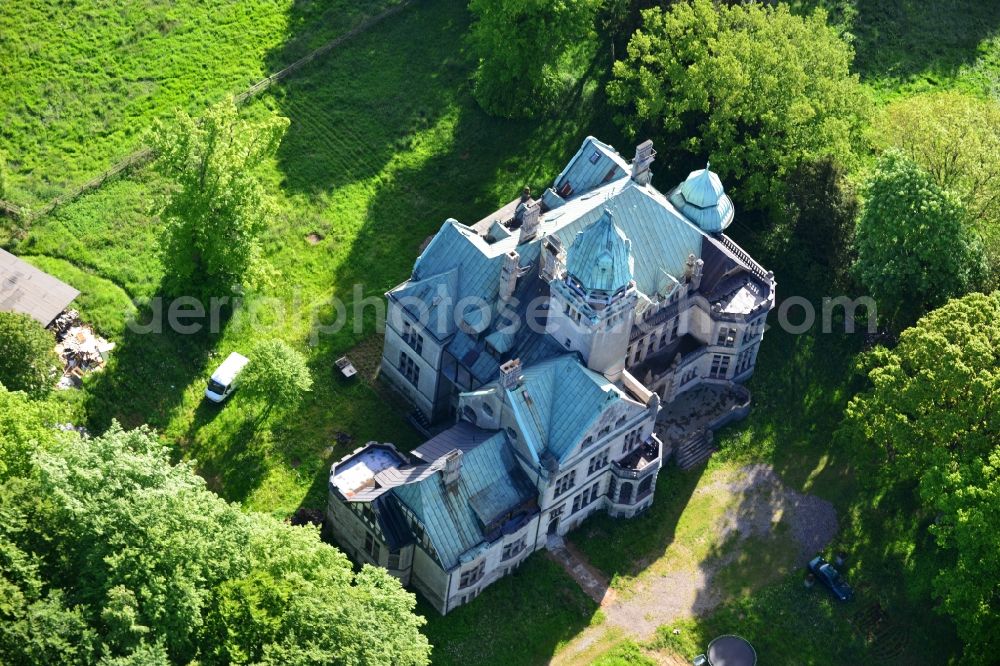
[419, 553, 600, 666]
[266, 0, 466, 198]
[192, 414, 271, 502]
[795, 0, 1000, 87]
[568, 464, 706, 584]
[82, 303, 216, 436]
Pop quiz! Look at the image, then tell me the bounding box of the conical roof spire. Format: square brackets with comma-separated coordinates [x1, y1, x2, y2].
[565, 209, 634, 293]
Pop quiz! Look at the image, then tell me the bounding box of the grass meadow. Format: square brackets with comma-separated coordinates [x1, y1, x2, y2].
[0, 0, 399, 206]
[2, 0, 998, 663]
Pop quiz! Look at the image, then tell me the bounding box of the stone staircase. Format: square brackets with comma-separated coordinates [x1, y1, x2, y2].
[675, 428, 716, 470]
[406, 409, 432, 438]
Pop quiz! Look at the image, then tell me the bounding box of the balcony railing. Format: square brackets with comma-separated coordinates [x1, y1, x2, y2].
[612, 436, 661, 480]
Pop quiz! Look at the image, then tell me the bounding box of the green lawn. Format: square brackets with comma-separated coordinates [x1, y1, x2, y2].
[420, 554, 600, 666]
[792, 0, 1000, 99]
[0, 0, 400, 207]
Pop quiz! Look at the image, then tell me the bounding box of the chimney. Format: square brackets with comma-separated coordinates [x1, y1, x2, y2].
[539, 235, 565, 282]
[442, 449, 462, 492]
[499, 358, 522, 390]
[518, 200, 540, 243]
[631, 139, 655, 185]
[499, 250, 520, 302]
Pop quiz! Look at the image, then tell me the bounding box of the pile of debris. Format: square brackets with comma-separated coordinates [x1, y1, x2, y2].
[51, 310, 115, 389]
[50, 309, 82, 340]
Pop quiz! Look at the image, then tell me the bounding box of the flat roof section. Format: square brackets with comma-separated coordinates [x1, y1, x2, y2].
[332, 446, 407, 498]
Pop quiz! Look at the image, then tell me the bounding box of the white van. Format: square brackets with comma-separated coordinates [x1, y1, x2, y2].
[205, 352, 250, 403]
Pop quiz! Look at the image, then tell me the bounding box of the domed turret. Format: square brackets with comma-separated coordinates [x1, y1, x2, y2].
[565, 209, 633, 295]
[669, 163, 735, 233]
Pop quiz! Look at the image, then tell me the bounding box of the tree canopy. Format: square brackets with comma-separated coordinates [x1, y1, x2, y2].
[0, 386, 61, 481]
[608, 0, 870, 208]
[853, 151, 985, 330]
[0, 421, 430, 665]
[875, 90, 1000, 289]
[841, 291, 1000, 665]
[785, 155, 859, 287]
[0, 311, 59, 397]
[151, 102, 288, 299]
[240, 339, 313, 420]
[469, 0, 601, 119]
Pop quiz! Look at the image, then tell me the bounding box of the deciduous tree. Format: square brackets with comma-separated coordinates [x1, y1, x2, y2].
[151, 102, 288, 298]
[608, 0, 870, 208]
[841, 291, 1000, 665]
[0, 422, 430, 664]
[875, 91, 1000, 288]
[0, 386, 62, 480]
[853, 151, 985, 330]
[240, 339, 313, 420]
[469, 0, 601, 119]
[0, 311, 59, 397]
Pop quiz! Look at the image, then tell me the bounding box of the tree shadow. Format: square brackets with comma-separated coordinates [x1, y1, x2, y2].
[82, 301, 216, 437]
[265, 0, 470, 198]
[796, 0, 1000, 86]
[263, 0, 402, 74]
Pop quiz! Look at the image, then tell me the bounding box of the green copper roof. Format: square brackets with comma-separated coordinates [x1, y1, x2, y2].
[668, 164, 735, 233]
[392, 431, 536, 569]
[546, 183, 704, 298]
[553, 136, 630, 196]
[565, 209, 634, 293]
[505, 355, 622, 464]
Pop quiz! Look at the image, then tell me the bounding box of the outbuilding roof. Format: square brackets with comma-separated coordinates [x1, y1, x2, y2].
[0, 250, 79, 326]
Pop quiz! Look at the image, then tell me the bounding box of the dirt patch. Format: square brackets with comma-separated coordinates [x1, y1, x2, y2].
[306, 232, 324, 244]
[551, 464, 838, 664]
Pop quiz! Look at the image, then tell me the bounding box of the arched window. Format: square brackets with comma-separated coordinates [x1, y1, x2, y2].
[505, 426, 518, 440]
[462, 405, 477, 424]
[482, 402, 494, 417]
[619, 482, 633, 504]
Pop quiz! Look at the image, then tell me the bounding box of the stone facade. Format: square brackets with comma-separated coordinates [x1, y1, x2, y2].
[328, 137, 775, 614]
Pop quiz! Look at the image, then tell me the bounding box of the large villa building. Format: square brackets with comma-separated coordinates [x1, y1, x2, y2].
[327, 137, 776, 614]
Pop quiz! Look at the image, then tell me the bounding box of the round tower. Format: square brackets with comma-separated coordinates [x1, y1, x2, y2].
[668, 163, 735, 234]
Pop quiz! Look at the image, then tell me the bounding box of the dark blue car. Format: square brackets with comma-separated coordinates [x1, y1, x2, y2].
[808, 556, 854, 601]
